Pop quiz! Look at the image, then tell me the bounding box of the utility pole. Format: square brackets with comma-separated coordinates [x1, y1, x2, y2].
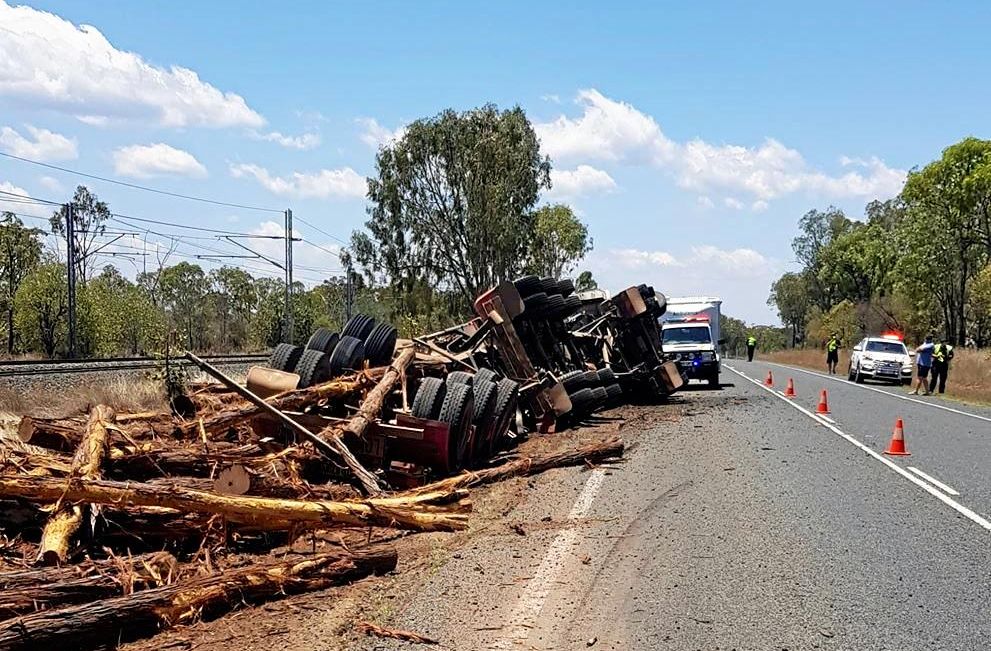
[65, 203, 77, 359]
[284, 208, 294, 344]
[345, 259, 354, 321]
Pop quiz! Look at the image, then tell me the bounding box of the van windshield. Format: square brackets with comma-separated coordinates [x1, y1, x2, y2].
[662, 326, 711, 345]
[866, 340, 907, 354]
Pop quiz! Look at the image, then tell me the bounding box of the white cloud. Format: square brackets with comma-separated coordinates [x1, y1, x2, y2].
[38, 175, 62, 192]
[751, 200, 769, 212]
[112, 143, 208, 179]
[723, 197, 745, 210]
[547, 165, 617, 199]
[0, 1, 264, 128]
[696, 196, 714, 209]
[535, 89, 906, 205]
[230, 163, 366, 200]
[612, 248, 680, 269]
[249, 130, 321, 150]
[540, 94, 561, 104]
[535, 89, 675, 163]
[0, 125, 77, 161]
[356, 118, 406, 149]
[0, 181, 49, 218]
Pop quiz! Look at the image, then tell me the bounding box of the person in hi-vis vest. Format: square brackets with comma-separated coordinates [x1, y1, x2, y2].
[826, 333, 840, 375]
[746, 335, 757, 362]
[928, 338, 954, 395]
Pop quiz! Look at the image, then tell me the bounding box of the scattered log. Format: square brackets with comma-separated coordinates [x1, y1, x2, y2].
[143, 468, 359, 502]
[403, 436, 625, 496]
[0, 551, 176, 619]
[185, 352, 385, 496]
[340, 347, 415, 440]
[15, 417, 83, 453]
[37, 405, 115, 565]
[0, 476, 470, 532]
[175, 375, 367, 438]
[358, 621, 439, 645]
[105, 442, 314, 481]
[0, 544, 398, 650]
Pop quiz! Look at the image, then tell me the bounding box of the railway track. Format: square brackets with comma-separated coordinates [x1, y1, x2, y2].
[0, 353, 270, 378]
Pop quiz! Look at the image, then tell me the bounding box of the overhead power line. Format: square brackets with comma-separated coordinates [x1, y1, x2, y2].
[0, 151, 283, 213]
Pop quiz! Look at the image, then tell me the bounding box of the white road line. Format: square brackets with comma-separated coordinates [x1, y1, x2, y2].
[725, 364, 991, 533]
[761, 361, 991, 424]
[492, 469, 606, 649]
[908, 466, 961, 496]
[816, 414, 836, 424]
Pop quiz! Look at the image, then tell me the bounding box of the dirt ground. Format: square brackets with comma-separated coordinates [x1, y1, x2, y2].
[120, 399, 690, 651]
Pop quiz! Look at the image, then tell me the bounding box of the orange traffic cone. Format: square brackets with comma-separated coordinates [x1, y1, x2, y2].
[816, 390, 830, 414]
[765, 371, 774, 387]
[784, 378, 796, 398]
[884, 418, 910, 456]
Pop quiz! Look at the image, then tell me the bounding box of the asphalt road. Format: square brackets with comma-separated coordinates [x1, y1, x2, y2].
[362, 369, 991, 650]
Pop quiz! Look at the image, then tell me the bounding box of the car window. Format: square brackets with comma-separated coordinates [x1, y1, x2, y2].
[662, 326, 711, 344]
[865, 340, 908, 354]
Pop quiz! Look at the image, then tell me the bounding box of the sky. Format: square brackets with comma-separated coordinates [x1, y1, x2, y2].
[1, 1, 989, 323]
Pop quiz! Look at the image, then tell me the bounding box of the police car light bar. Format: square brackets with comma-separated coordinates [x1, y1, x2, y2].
[881, 331, 904, 341]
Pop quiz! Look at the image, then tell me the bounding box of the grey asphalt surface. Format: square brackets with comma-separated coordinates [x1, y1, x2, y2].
[360, 371, 991, 651]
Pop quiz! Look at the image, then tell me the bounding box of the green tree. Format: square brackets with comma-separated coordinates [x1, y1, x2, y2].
[158, 262, 209, 349]
[14, 262, 68, 357]
[575, 270, 598, 293]
[791, 207, 855, 312]
[208, 267, 257, 351]
[0, 212, 44, 354]
[767, 272, 810, 346]
[79, 266, 163, 355]
[526, 204, 592, 278]
[354, 104, 551, 312]
[50, 185, 110, 283]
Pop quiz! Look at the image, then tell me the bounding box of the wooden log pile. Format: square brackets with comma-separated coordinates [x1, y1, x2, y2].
[0, 341, 627, 649]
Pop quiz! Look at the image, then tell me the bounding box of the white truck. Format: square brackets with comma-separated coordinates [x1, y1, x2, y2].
[659, 296, 722, 387]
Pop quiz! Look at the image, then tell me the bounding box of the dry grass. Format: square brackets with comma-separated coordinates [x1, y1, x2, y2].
[0, 375, 168, 418]
[763, 348, 991, 406]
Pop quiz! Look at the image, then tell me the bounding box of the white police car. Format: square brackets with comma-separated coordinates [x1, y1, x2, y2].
[847, 334, 913, 385]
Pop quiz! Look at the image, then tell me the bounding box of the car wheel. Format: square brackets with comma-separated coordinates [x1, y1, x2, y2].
[847, 364, 855, 382]
[855, 364, 865, 384]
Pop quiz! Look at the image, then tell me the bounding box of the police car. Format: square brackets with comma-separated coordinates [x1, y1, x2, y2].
[847, 333, 913, 385]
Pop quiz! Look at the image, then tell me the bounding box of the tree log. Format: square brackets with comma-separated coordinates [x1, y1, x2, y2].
[37, 405, 115, 565]
[104, 441, 313, 481]
[342, 347, 414, 440]
[15, 417, 83, 453]
[0, 476, 470, 532]
[0, 551, 176, 619]
[175, 375, 368, 438]
[403, 436, 625, 496]
[0, 544, 397, 650]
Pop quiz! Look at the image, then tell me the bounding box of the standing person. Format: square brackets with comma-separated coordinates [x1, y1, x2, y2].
[746, 334, 757, 362]
[928, 337, 954, 395]
[911, 334, 935, 395]
[826, 333, 840, 375]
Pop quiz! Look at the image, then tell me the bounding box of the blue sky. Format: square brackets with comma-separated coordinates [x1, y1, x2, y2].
[2, 1, 989, 323]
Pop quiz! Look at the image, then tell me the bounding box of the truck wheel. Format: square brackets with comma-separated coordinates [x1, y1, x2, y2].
[561, 370, 585, 392]
[557, 278, 576, 297]
[470, 379, 498, 462]
[438, 382, 474, 471]
[295, 349, 332, 388]
[363, 322, 397, 366]
[341, 314, 376, 340]
[596, 367, 617, 385]
[446, 371, 474, 385]
[474, 367, 500, 385]
[513, 275, 542, 299]
[488, 379, 519, 450]
[412, 377, 446, 420]
[328, 336, 365, 376]
[539, 277, 560, 295]
[268, 343, 303, 372]
[305, 328, 340, 355]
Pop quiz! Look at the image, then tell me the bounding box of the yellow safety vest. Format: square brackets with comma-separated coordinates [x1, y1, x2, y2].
[828, 339, 838, 352]
[933, 344, 947, 363]
[747, 337, 756, 346]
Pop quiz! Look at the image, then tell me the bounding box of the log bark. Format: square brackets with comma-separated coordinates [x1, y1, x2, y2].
[15, 417, 83, 453]
[0, 544, 397, 650]
[175, 375, 367, 438]
[105, 442, 316, 482]
[146, 468, 359, 501]
[0, 552, 176, 619]
[403, 436, 625, 496]
[37, 405, 115, 565]
[341, 347, 414, 440]
[0, 476, 470, 532]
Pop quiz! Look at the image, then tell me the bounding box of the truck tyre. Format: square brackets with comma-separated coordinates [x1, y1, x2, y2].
[412, 377, 446, 420]
[489, 379, 520, 449]
[295, 349, 332, 388]
[559, 295, 582, 318]
[328, 336, 365, 376]
[590, 386, 608, 408]
[513, 275, 543, 299]
[539, 277, 560, 295]
[268, 343, 303, 372]
[523, 292, 550, 314]
[446, 371, 474, 386]
[474, 367, 500, 385]
[568, 387, 594, 413]
[605, 383, 623, 401]
[341, 314, 377, 340]
[596, 367, 617, 385]
[363, 322, 397, 366]
[557, 278, 576, 297]
[305, 328, 340, 355]
[561, 370, 585, 392]
[439, 382, 474, 471]
[582, 370, 600, 387]
[471, 379, 498, 461]
[539, 294, 566, 319]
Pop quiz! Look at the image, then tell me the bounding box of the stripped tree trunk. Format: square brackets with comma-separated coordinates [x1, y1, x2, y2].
[0, 544, 397, 650]
[37, 405, 115, 565]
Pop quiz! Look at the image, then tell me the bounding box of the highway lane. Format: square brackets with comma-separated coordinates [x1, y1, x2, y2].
[737, 358, 991, 525]
[361, 376, 991, 650]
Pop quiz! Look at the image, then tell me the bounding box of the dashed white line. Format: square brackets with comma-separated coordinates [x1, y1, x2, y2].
[760, 360, 991, 424]
[908, 466, 961, 496]
[492, 468, 605, 649]
[725, 364, 991, 533]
